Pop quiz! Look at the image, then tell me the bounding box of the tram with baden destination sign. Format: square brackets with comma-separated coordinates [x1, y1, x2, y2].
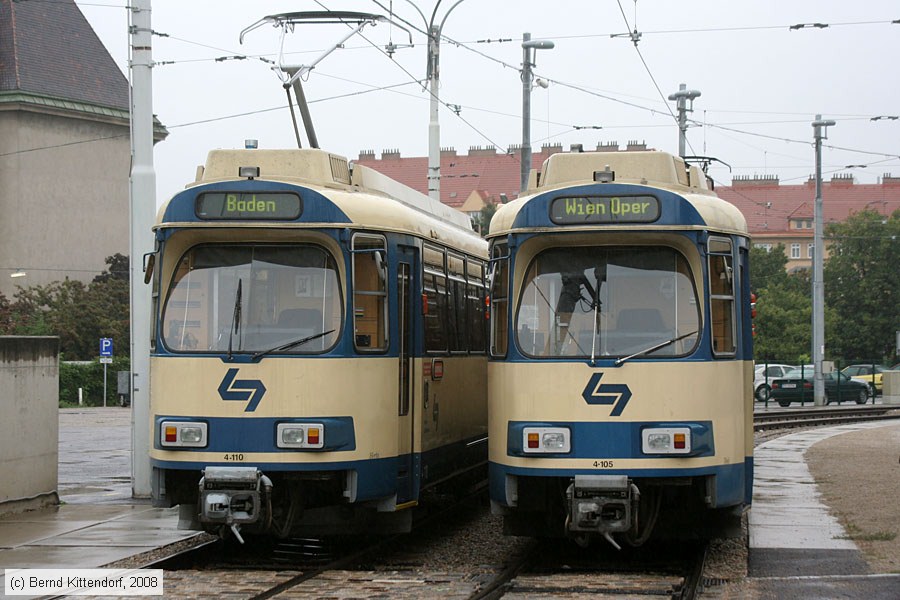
[147, 147, 488, 541]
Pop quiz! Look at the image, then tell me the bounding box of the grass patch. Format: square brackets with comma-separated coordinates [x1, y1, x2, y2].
[839, 524, 897, 542]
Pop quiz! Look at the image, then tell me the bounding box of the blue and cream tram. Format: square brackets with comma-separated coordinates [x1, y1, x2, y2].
[486, 150, 753, 547]
[148, 148, 488, 540]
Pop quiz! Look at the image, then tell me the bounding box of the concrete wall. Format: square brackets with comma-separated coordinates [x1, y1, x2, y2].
[0, 336, 60, 513]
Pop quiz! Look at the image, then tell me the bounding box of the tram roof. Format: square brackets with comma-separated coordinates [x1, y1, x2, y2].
[155, 149, 486, 255]
[489, 151, 748, 238]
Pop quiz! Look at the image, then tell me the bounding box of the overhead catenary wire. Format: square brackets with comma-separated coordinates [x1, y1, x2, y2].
[7, 1, 897, 179]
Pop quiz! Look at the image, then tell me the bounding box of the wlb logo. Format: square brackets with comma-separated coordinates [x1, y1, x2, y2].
[218, 368, 267, 412]
[581, 372, 632, 416]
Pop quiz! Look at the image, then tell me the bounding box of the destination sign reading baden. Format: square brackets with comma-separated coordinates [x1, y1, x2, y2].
[196, 192, 302, 220]
[550, 195, 660, 225]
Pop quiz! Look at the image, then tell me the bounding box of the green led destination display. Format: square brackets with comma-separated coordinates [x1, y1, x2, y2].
[196, 192, 302, 220]
[549, 195, 660, 225]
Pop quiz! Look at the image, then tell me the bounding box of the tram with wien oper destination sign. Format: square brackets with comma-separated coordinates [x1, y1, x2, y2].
[486, 150, 753, 548]
[147, 147, 489, 541]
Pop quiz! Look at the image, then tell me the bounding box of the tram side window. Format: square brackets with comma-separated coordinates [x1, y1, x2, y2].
[489, 243, 509, 357]
[423, 245, 448, 352]
[447, 253, 468, 352]
[467, 258, 487, 353]
[708, 237, 736, 356]
[353, 234, 388, 351]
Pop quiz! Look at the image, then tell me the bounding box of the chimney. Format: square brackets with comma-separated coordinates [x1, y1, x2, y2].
[730, 174, 779, 187]
[381, 148, 401, 159]
[596, 141, 619, 152]
[626, 140, 647, 152]
[358, 149, 375, 161]
[440, 146, 457, 157]
[468, 145, 497, 156]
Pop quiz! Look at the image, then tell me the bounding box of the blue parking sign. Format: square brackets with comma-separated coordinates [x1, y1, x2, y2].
[100, 338, 113, 357]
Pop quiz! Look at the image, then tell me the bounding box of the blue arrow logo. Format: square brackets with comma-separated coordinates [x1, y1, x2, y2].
[218, 368, 267, 412]
[581, 372, 632, 417]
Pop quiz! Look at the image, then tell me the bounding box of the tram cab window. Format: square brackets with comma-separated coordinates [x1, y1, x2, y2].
[352, 234, 388, 351]
[708, 237, 736, 356]
[515, 246, 699, 359]
[161, 244, 341, 354]
[489, 243, 509, 357]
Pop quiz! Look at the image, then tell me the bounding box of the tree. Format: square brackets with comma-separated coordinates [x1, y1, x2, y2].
[473, 202, 498, 237]
[0, 255, 130, 359]
[750, 244, 789, 292]
[824, 209, 900, 362]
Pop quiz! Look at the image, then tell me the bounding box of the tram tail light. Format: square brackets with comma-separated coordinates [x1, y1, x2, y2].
[522, 427, 570, 454]
[160, 421, 208, 448]
[277, 423, 324, 449]
[641, 427, 691, 455]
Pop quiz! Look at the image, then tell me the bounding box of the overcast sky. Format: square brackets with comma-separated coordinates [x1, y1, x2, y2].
[77, 1, 900, 207]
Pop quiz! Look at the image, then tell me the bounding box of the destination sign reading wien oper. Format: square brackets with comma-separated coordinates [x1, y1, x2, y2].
[550, 195, 660, 225]
[196, 192, 302, 220]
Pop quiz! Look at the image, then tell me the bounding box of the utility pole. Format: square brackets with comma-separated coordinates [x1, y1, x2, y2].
[668, 83, 701, 158]
[521, 33, 554, 193]
[812, 115, 835, 407]
[129, 0, 155, 497]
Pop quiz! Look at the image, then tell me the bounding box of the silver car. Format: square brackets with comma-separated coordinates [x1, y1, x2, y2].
[754, 363, 796, 401]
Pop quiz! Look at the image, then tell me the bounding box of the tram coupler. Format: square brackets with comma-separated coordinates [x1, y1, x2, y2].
[198, 466, 272, 542]
[565, 475, 635, 548]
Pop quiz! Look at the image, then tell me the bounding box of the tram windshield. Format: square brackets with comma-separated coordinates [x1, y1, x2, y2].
[161, 245, 342, 354]
[516, 247, 699, 358]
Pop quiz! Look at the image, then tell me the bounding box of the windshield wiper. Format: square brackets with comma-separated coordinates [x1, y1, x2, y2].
[227, 279, 243, 360]
[251, 329, 335, 361]
[614, 330, 697, 367]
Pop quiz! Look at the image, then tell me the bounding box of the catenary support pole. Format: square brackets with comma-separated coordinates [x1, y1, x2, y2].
[812, 114, 835, 407]
[129, 0, 155, 496]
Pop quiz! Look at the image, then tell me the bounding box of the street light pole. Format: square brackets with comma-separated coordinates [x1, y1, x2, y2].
[667, 83, 701, 158]
[812, 114, 835, 406]
[405, 0, 468, 201]
[521, 33, 554, 193]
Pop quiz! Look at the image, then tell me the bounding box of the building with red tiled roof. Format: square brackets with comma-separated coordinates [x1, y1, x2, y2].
[0, 0, 166, 296]
[357, 145, 900, 272]
[717, 174, 900, 272]
[355, 141, 651, 209]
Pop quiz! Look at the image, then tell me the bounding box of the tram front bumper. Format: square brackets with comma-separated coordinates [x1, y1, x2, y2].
[566, 475, 634, 534]
[199, 466, 271, 526]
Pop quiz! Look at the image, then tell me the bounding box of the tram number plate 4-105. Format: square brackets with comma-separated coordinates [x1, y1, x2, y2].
[593, 460, 615, 468]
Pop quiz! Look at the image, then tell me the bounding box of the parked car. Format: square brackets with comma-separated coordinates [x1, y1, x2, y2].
[841, 364, 886, 397]
[753, 363, 796, 401]
[770, 369, 869, 407]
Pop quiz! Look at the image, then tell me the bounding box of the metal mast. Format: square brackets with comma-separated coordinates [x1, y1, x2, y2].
[668, 83, 701, 158]
[812, 115, 835, 406]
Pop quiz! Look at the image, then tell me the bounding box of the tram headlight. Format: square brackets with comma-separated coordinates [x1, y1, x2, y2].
[277, 423, 325, 449]
[641, 427, 691, 455]
[522, 427, 570, 454]
[160, 421, 208, 448]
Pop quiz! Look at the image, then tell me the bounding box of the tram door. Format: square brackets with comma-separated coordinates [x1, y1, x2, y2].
[396, 246, 418, 505]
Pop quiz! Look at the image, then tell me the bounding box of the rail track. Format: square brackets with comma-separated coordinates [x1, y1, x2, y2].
[754, 404, 900, 431]
[469, 539, 709, 599]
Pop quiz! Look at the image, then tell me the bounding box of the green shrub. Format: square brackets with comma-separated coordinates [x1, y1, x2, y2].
[59, 356, 131, 407]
